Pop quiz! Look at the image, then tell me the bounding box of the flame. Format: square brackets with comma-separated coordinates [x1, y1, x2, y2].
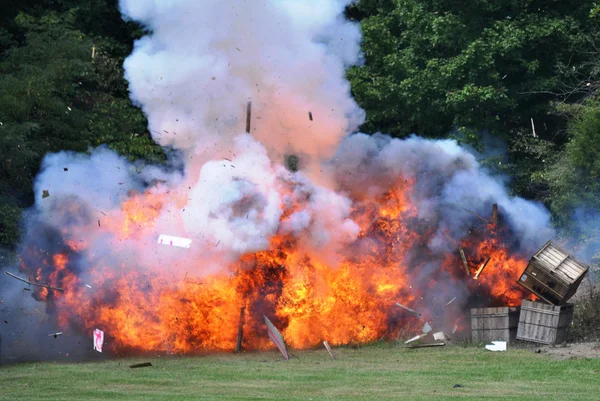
[19, 178, 534, 354]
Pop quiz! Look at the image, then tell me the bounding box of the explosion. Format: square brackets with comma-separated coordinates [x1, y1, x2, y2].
[5, 0, 554, 357]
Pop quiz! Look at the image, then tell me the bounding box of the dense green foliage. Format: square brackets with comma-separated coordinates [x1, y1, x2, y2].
[0, 1, 165, 246]
[1, 0, 600, 250]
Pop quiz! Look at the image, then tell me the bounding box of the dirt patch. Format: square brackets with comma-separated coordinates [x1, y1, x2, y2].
[539, 342, 600, 360]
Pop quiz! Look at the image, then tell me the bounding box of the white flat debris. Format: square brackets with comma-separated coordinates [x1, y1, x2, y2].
[433, 332, 446, 341]
[157, 235, 192, 248]
[485, 341, 507, 352]
[93, 329, 104, 353]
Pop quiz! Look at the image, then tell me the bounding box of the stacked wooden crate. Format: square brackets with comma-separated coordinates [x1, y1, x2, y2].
[471, 306, 520, 343]
[515, 241, 588, 344]
[516, 300, 574, 344]
[471, 241, 589, 345]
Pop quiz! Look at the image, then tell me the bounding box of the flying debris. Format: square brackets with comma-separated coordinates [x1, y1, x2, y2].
[474, 257, 491, 280]
[48, 332, 63, 338]
[93, 329, 104, 353]
[323, 341, 335, 359]
[443, 297, 457, 309]
[264, 315, 288, 360]
[405, 333, 428, 344]
[395, 302, 422, 317]
[157, 235, 192, 249]
[4, 271, 64, 292]
[42, 190, 50, 199]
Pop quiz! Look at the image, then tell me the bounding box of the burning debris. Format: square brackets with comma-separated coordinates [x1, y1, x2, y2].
[4, 272, 64, 292]
[395, 303, 422, 317]
[474, 257, 490, 280]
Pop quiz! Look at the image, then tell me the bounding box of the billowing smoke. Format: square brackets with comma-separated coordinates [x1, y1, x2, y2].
[1, 0, 558, 361]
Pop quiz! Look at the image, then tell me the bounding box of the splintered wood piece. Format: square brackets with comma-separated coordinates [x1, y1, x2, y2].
[395, 302, 422, 317]
[308, 111, 313, 121]
[474, 257, 491, 279]
[492, 203, 498, 226]
[323, 341, 335, 359]
[459, 248, 470, 276]
[443, 297, 456, 309]
[42, 190, 50, 199]
[245, 100, 252, 133]
[405, 333, 428, 344]
[407, 342, 445, 349]
[264, 315, 289, 360]
[129, 362, 152, 368]
[4, 271, 64, 292]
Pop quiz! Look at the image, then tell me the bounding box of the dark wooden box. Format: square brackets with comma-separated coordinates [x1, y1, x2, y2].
[517, 241, 589, 305]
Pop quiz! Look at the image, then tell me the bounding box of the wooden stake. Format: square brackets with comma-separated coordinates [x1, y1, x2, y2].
[308, 111, 313, 121]
[323, 341, 335, 359]
[459, 248, 470, 276]
[92, 45, 96, 60]
[235, 305, 246, 353]
[474, 257, 491, 279]
[492, 203, 498, 226]
[245, 100, 252, 133]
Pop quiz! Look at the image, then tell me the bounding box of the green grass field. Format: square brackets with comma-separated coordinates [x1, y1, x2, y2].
[1, 343, 599, 400]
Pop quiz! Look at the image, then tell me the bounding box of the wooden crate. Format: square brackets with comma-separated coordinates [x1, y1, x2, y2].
[471, 306, 520, 343]
[516, 300, 574, 344]
[517, 241, 589, 305]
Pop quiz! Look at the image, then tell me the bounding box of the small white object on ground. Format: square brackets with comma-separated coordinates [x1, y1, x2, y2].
[485, 341, 507, 351]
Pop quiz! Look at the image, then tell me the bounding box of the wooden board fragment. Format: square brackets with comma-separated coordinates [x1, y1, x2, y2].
[264, 315, 289, 360]
[459, 248, 470, 276]
[323, 341, 335, 359]
[245, 101, 252, 133]
[474, 257, 490, 279]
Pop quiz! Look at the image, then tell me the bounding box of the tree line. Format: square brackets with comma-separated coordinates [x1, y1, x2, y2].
[1, 0, 600, 258]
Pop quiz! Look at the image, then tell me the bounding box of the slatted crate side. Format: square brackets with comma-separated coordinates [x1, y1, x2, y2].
[517, 301, 574, 344]
[471, 307, 519, 343]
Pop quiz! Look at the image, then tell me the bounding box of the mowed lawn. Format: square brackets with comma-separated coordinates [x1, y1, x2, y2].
[1, 343, 599, 401]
